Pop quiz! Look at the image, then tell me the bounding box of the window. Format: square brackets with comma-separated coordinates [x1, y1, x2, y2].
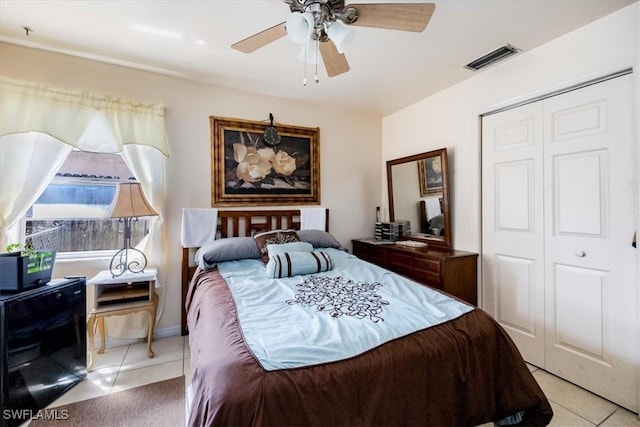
[25, 151, 150, 254]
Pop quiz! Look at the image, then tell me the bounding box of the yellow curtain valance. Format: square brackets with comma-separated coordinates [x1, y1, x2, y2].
[0, 76, 169, 156]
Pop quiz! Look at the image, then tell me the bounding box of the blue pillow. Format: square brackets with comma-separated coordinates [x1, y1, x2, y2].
[196, 237, 260, 270]
[266, 251, 333, 278]
[297, 230, 343, 250]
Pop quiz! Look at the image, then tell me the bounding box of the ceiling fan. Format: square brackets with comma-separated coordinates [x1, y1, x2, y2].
[231, 1, 436, 80]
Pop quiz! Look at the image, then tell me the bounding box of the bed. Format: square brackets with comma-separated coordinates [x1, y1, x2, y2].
[182, 210, 553, 426]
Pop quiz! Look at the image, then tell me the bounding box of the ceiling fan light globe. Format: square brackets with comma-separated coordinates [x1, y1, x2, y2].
[286, 12, 314, 43]
[326, 20, 352, 54]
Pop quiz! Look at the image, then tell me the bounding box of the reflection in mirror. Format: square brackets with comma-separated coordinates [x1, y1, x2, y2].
[420, 197, 444, 236]
[387, 148, 451, 250]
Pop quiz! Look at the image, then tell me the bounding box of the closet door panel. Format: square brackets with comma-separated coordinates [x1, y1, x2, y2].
[496, 160, 534, 231]
[496, 254, 536, 336]
[482, 102, 545, 367]
[554, 152, 607, 236]
[543, 75, 636, 411]
[553, 264, 608, 361]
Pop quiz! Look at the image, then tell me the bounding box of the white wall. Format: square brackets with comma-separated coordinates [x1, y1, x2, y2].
[0, 42, 382, 333]
[382, 3, 639, 256]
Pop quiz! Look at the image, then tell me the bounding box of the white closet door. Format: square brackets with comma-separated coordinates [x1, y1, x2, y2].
[482, 74, 637, 411]
[481, 102, 545, 367]
[542, 75, 637, 410]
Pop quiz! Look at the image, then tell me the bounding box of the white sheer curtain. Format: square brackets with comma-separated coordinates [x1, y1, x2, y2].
[0, 76, 169, 339]
[0, 132, 72, 249]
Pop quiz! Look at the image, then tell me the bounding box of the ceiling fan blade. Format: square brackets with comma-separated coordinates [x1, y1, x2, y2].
[231, 22, 287, 53]
[319, 40, 350, 77]
[350, 3, 436, 32]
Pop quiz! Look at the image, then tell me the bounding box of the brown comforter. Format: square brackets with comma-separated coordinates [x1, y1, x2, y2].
[186, 267, 553, 426]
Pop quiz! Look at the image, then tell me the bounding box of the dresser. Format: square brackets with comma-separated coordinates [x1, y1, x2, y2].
[352, 239, 478, 305]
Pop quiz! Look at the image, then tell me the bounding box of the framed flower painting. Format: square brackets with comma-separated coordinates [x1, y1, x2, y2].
[417, 154, 443, 196]
[210, 116, 320, 206]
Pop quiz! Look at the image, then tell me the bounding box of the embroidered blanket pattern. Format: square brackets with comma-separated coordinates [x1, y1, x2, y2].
[286, 276, 389, 322]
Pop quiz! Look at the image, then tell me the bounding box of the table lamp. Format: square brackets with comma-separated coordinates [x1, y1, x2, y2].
[105, 182, 158, 277]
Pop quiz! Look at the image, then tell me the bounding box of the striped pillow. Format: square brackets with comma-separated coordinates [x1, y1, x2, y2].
[267, 242, 313, 258]
[265, 251, 333, 278]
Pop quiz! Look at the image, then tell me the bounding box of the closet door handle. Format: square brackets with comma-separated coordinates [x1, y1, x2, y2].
[575, 250, 586, 258]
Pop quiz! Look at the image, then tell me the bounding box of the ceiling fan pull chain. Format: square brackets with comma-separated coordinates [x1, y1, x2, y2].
[314, 39, 319, 83]
[303, 39, 308, 86]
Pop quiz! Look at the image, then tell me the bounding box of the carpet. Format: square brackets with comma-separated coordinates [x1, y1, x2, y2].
[29, 376, 185, 427]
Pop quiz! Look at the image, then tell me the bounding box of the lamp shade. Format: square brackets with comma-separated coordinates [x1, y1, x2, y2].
[326, 20, 352, 54]
[105, 182, 158, 219]
[286, 12, 315, 44]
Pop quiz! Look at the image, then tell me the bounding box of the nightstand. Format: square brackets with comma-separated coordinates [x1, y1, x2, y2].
[86, 268, 158, 371]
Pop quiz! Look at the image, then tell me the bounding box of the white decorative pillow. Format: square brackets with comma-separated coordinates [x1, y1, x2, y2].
[267, 241, 313, 258]
[265, 251, 333, 278]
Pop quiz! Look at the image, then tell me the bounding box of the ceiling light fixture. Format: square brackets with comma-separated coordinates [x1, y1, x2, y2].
[232, 1, 435, 79]
[285, 2, 353, 85]
[286, 12, 315, 43]
[326, 20, 351, 54]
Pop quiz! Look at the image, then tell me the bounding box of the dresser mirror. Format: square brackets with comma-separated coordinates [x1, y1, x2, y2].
[387, 148, 451, 250]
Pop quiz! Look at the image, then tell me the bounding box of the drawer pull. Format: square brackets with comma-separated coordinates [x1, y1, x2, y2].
[575, 250, 586, 258]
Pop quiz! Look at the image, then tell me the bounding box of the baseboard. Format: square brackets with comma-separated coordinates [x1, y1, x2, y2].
[94, 325, 182, 348]
[155, 325, 182, 339]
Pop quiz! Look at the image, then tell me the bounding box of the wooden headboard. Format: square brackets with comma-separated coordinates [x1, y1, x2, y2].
[181, 209, 329, 335]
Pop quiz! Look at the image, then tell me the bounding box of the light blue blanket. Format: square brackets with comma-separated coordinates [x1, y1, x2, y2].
[217, 248, 473, 371]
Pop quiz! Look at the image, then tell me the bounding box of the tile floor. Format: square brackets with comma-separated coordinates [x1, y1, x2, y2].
[48, 334, 190, 410]
[48, 335, 639, 427]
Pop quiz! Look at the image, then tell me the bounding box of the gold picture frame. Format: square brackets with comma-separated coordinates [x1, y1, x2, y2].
[418, 155, 444, 197]
[211, 116, 320, 206]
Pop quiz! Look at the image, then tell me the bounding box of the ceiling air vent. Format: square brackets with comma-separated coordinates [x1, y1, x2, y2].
[464, 44, 520, 71]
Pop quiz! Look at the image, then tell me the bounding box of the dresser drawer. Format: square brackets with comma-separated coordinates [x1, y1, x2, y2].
[353, 242, 389, 266]
[389, 252, 413, 270]
[388, 252, 413, 277]
[412, 257, 441, 274]
[412, 271, 441, 288]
